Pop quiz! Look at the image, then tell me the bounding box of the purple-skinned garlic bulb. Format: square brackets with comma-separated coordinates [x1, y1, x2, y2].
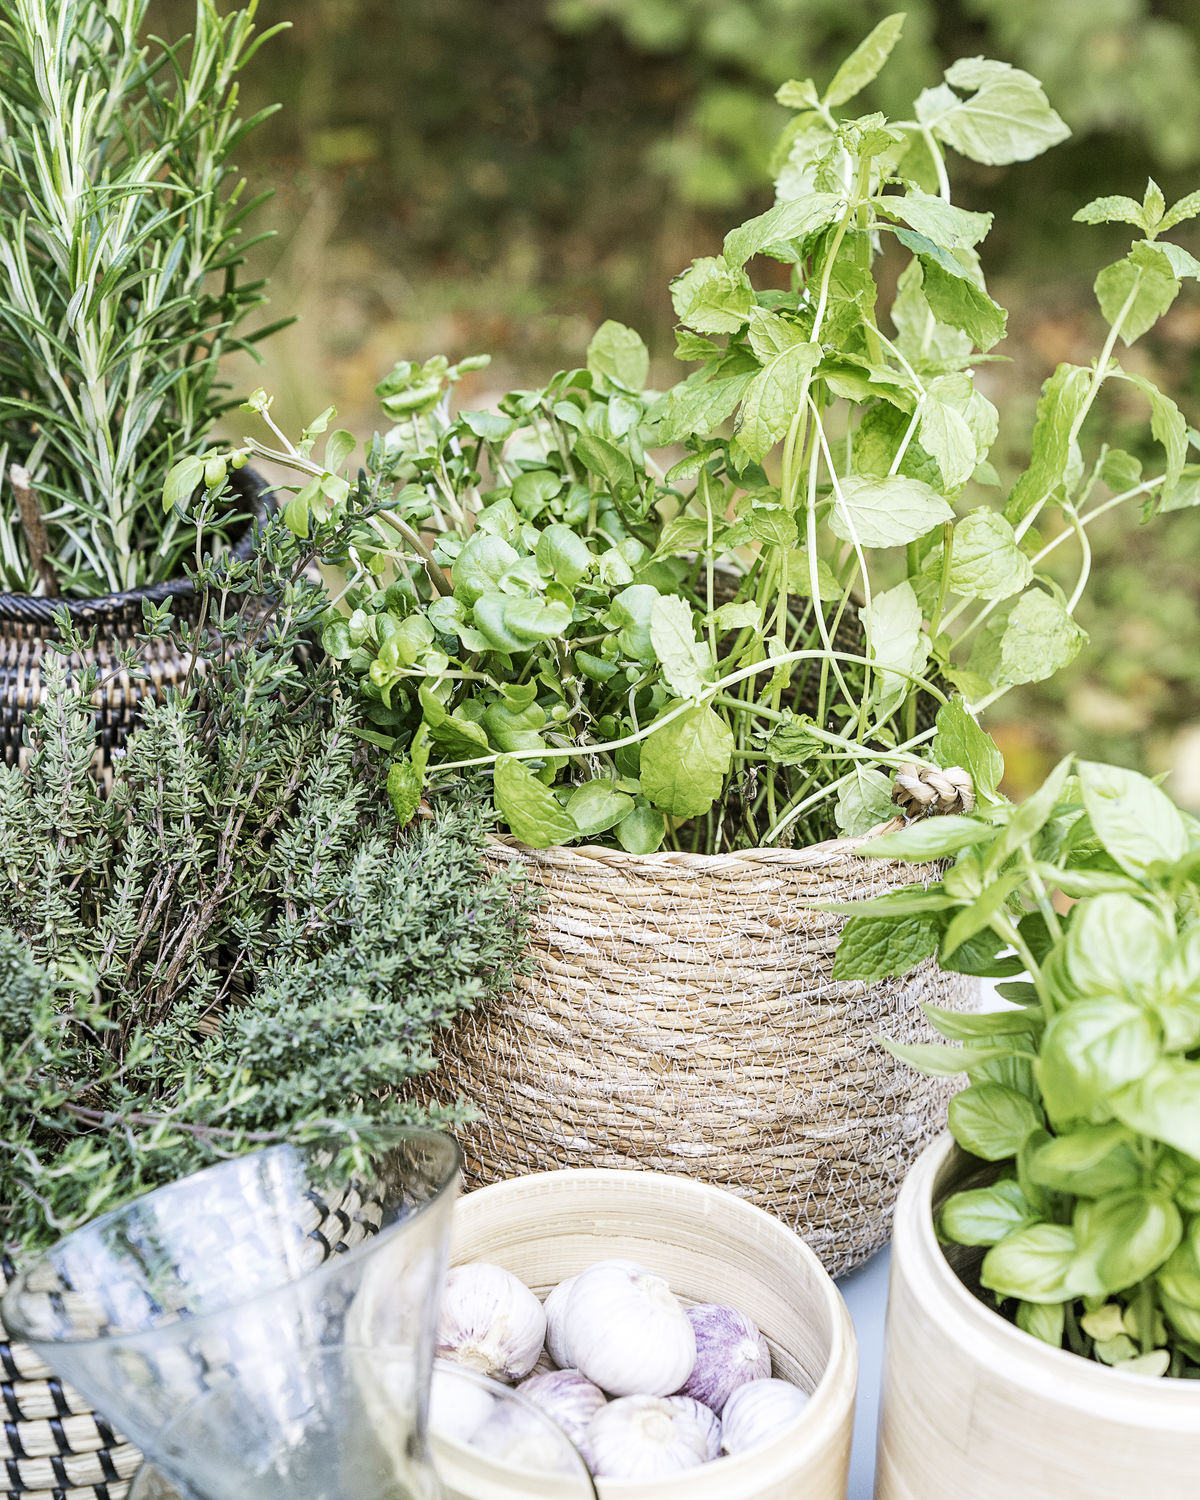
[666, 1394, 721, 1460]
[436, 1262, 547, 1383]
[517, 1369, 607, 1447]
[680, 1302, 771, 1414]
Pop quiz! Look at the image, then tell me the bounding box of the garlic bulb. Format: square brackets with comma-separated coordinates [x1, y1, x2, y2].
[542, 1275, 577, 1369]
[517, 1369, 607, 1447]
[428, 1366, 495, 1445]
[581, 1395, 710, 1479]
[721, 1378, 810, 1455]
[680, 1302, 771, 1413]
[437, 1262, 547, 1383]
[470, 1401, 580, 1476]
[564, 1260, 696, 1396]
[666, 1395, 721, 1460]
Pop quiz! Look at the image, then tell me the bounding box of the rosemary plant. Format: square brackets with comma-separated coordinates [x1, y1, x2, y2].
[0, 0, 285, 597]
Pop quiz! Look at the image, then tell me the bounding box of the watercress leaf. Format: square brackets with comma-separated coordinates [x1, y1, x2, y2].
[1113, 370, 1188, 493]
[932, 696, 1004, 801]
[736, 340, 823, 461]
[493, 755, 577, 848]
[863, 580, 928, 718]
[949, 1083, 1043, 1161]
[878, 188, 992, 249]
[670, 256, 755, 333]
[1073, 195, 1149, 230]
[1112, 1060, 1200, 1158]
[512, 470, 564, 514]
[453, 533, 521, 606]
[648, 373, 756, 446]
[941, 1180, 1039, 1247]
[1036, 999, 1161, 1128]
[615, 802, 667, 854]
[535, 525, 592, 587]
[586, 320, 649, 392]
[835, 766, 895, 836]
[1025, 1123, 1142, 1198]
[1094, 246, 1180, 347]
[1078, 760, 1188, 875]
[830, 910, 942, 982]
[573, 433, 637, 498]
[474, 595, 572, 651]
[1016, 1300, 1066, 1346]
[829, 474, 954, 549]
[565, 781, 635, 838]
[881, 1038, 1023, 1078]
[609, 584, 660, 663]
[864, 816, 994, 862]
[710, 600, 762, 631]
[822, 12, 905, 107]
[459, 410, 516, 441]
[1074, 1191, 1182, 1296]
[722, 194, 846, 269]
[386, 759, 423, 826]
[640, 702, 733, 818]
[650, 595, 711, 700]
[948, 509, 1033, 600]
[996, 589, 1087, 687]
[928, 57, 1071, 166]
[981, 1223, 1085, 1303]
[917, 389, 978, 490]
[1004, 363, 1092, 523]
[282, 489, 311, 538]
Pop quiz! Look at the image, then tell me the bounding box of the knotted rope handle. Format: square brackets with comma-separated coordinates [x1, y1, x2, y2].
[891, 762, 976, 819]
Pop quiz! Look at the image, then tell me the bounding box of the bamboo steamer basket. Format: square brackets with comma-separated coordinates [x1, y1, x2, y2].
[876, 1134, 1200, 1500]
[449, 1167, 857, 1500]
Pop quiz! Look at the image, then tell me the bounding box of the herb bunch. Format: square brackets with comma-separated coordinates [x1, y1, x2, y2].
[0, 519, 529, 1255]
[182, 16, 1200, 856]
[0, 0, 285, 597]
[832, 757, 1200, 1379]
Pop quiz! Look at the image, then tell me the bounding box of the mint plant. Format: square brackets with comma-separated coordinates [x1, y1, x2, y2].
[831, 759, 1200, 1378]
[175, 16, 1200, 856]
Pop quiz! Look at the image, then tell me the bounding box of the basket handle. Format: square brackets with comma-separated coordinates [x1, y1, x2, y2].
[891, 763, 975, 820]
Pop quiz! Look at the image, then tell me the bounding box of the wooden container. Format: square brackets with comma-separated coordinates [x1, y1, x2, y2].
[449, 1167, 857, 1500]
[876, 1134, 1200, 1500]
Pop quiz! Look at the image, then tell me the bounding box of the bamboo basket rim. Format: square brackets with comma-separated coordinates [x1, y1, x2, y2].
[451, 1165, 859, 1484]
[901, 1134, 1200, 1413]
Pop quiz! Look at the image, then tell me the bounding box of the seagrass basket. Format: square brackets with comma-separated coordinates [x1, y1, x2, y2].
[0, 468, 269, 772]
[425, 819, 977, 1277]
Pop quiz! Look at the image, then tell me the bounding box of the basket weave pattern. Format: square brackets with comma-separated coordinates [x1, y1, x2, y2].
[426, 827, 975, 1276]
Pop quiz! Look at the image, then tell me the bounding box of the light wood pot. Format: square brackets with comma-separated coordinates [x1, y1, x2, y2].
[449, 1167, 857, 1500]
[876, 1134, 1200, 1500]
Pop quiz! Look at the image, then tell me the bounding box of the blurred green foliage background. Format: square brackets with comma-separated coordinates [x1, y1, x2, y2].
[188, 0, 1200, 802]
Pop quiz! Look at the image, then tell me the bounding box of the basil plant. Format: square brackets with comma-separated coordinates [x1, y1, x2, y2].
[833, 757, 1200, 1378]
[174, 15, 1200, 856]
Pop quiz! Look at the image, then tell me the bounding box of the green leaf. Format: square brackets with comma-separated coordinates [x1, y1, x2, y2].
[1016, 1300, 1066, 1346]
[924, 1004, 1039, 1042]
[649, 595, 711, 700]
[1037, 999, 1161, 1128]
[493, 756, 577, 848]
[574, 433, 637, 498]
[823, 12, 906, 108]
[386, 759, 423, 826]
[565, 781, 635, 839]
[736, 339, 822, 462]
[1004, 363, 1092, 523]
[648, 374, 756, 445]
[1025, 1124, 1141, 1199]
[863, 815, 993, 862]
[1159, 463, 1200, 514]
[1059, 892, 1172, 1003]
[940, 1180, 1038, 1246]
[609, 584, 660, 663]
[324, 429, 357, 473]
[1161, 189, 1200, 233]
[932, 697, 1004, 801]
[670, 256, 755, 333]
[878, 189, 992, 249]
[722, 194, 845, 268]
[947, 510, 1032, 601]
[283, 490, 311, 538]
[615, 803, 667, 854]
[949, 1083, 1043, 1161]
[776, 78, 820, 109]
[473, 595, 572, 653]
[926, 57, 1071, 166]
[996, 589, 1087, 687]
[917, 388, 979, 490]
[710, 600, 762, 632]
[587, 320, 650, 392]
[1078, 760, 1188, 876]
[834, 766, 895, 836]
[1074, 1191, 1182, 1296]
[535, 525, 592, 587]
[862, 580, 929, 719]
[879, 1038, 1020, 1078]
[640, 703, 733, 818]
[162, 455, 205, 514]
[830, 911, 942, 982]
[981, 1223, 1085, 1303]
[1113, 1060, 1200, 1158]
[901, 235, 1007, 351]
[1094, 246, 1180, 346]
[830, 474, 953, 549]
[453, 532, 521, 606]
[1114, 371, 1188, 494]
[1073, 195, 1147, 230]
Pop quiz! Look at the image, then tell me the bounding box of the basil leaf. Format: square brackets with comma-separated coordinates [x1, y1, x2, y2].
[386, 759, 423, 826]
[864, 816, 993, 862]
[1036, 998, 1161, 1128]
[493, 755, 577, 848]
[1025, 1124, 1142, 1199]
[1078, 760, 1189, 875]
[1112, 1060, 1200, 1158]
[830, 473, 953, 548]
[940, 1180, 1038, 1246]
[930, 697, 1004, 802]
[949, 1083, 1043, 1161]
[878, 1038, 1021, 1078]
[1016, 1300, 1066, 1346]
[640, 702, 733, 818]
[1073, 1190, 1182, 1296]
[981, 1223, 1085, 1303]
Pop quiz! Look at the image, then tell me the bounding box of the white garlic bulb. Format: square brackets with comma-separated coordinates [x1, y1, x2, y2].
[721, 1378, 810, 1455]
[437, 1262, 547, 1383]
[680, 1302, 771, 1413]
[517, 1369, 607, 1447]
[582, 1395, 711, 1479]
[666, 1395, 721, 1460]
[428, 1365, 496, 1445]
[563, 1260, 696, 1397]
[542, 1275, 577, 1368]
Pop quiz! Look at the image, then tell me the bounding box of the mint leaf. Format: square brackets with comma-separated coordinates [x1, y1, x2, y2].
[776, 78, 820, 109]
[1074, 195, 1149, 230]
[916, 253, 1007, 351]
[1094, 245, 1180, 346]
[1004, 363, 1092, 523]
[671, 257, 755, 333]
[640, 703, 733, 818]
[735, 338, 822, 461]
[649, 373, 756, 446]
[932, 696, 1004, 800]
[723, 194, 845, 268]
[997, 589, 1087, 687]
[831, 473, 954, 548]
[830, 910, 942, 982]
[918, 386, 979, 489]
[947, 509, 1033, 600]
[878, 189, 993, 249]
[928, 57, 1071, 166]
[1161, 189, 1200, 234]
[587, 319, 650, 392]
[823, 12, 906, 108]
[493, 756, 577, 848]
[1115, 370, 1187, 493]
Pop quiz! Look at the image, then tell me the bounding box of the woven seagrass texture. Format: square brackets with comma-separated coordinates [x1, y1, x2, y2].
[0, 470, 268, 772]
[423, 825, 976, 1277]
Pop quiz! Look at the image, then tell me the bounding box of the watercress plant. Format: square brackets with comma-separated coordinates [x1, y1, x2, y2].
[174, 15, 1200, 855]
[832, 759, 1200, 1378]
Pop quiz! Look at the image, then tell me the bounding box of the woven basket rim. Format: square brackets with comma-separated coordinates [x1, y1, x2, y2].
[485, 813, 905, 872]
[0, 468, 272, 625]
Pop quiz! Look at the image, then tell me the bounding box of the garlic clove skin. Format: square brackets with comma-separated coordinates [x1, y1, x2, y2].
[517, 1368, 607, 1448]
[665, 1394, 721, 1460]
[582, 1394, 710, 1479]
[541, 1274, 577, 1369]
[680, 1302, 772, 1414]
[437, 1262, 547, 1383]
[721, 1378, 810, 1456]
[564, 1259, 696, 1397]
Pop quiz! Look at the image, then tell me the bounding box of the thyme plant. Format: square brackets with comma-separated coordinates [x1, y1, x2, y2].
[0, 0, 285, 597]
